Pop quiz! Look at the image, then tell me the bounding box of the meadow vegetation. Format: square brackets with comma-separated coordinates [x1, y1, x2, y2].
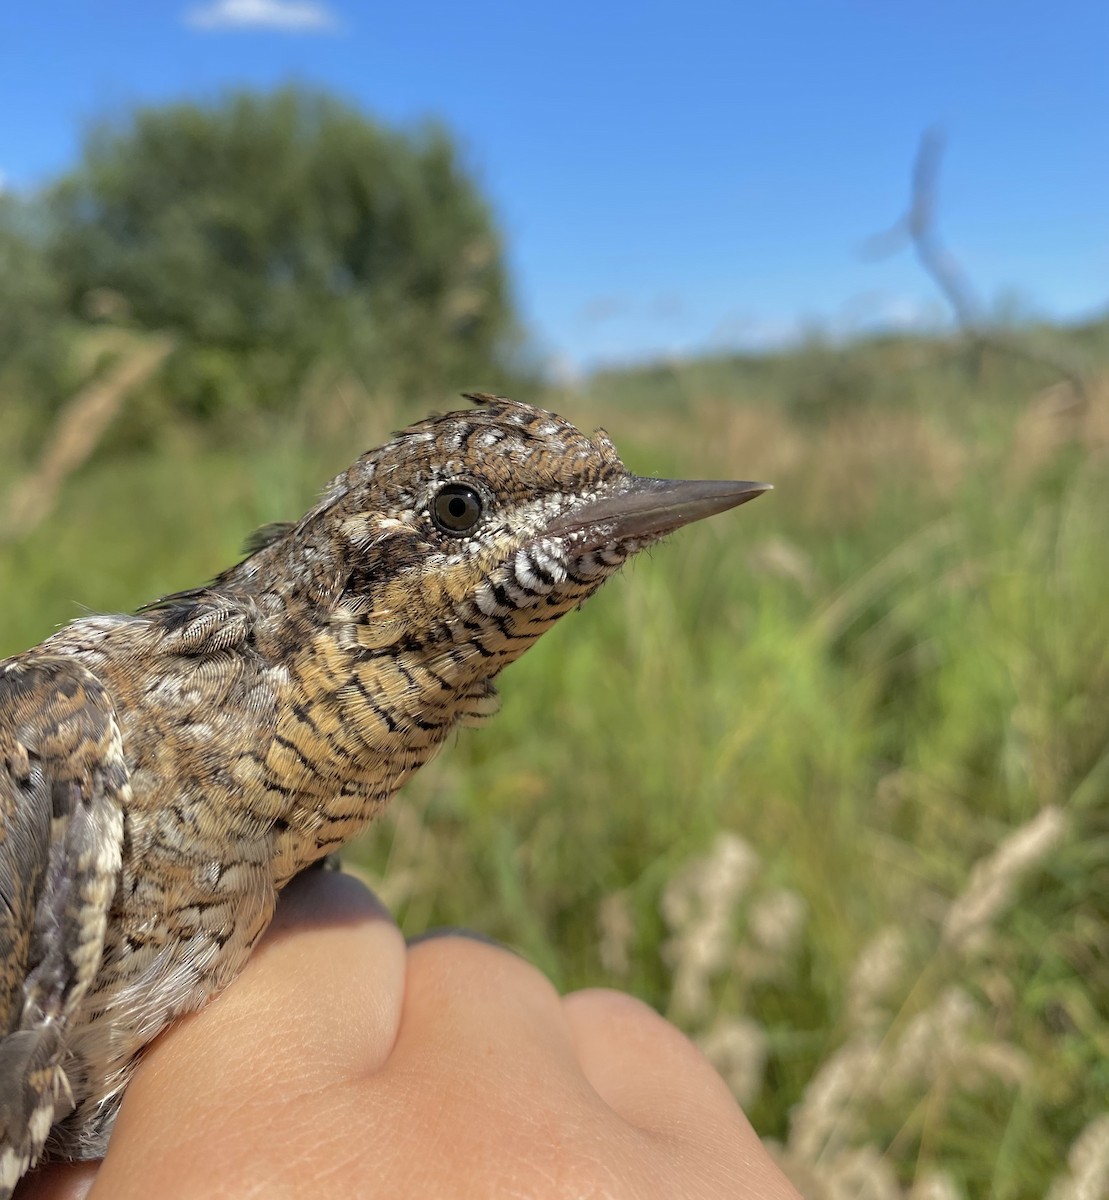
[1, 88, 1106, 1200]
[3, 334, 1106, 1199]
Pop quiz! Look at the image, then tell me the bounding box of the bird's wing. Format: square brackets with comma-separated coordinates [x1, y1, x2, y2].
[0, 656, 127, 1195]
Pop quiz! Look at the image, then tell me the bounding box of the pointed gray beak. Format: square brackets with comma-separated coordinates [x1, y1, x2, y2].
[547, 477, 772, 544]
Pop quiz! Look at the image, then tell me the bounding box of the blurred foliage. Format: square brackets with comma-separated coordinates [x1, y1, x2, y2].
[0, 197, 67, 362]
[2, 87, 522, 440]
[2, 84, 1108, 1198]
[586, 321, 1109, 426]
[0, 196, 83, 438]
[2, 322, 1108, 1197]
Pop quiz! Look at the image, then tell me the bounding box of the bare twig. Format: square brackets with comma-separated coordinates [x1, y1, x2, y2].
[864, 128, 1090, 405]
[2, 335, 174, 539]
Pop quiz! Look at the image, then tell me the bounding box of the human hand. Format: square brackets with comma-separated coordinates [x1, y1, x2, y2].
[20, 871, 798, 1199]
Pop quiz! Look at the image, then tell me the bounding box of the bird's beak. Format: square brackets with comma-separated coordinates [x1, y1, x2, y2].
[547, 477, 772, 544]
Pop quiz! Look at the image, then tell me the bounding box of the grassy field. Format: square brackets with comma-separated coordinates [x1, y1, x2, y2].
[2, 333, 1107, 1198]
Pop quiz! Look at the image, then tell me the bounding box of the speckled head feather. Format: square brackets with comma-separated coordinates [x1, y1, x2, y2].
[0, 395, 768, 1193]
[216, 393, 626, 616]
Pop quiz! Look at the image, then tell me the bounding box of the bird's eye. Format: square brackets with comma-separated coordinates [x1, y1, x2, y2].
[431, 483, 484, 535]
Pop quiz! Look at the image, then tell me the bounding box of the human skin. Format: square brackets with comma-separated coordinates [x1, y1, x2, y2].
[18, 873, 800, 1200]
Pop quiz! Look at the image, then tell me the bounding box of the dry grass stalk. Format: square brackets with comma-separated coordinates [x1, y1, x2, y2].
[1046, 1114, 1109, 1200]
[787, 1036, 884, 1164]
[907, 1169, 963, 1200]
[661, 832, 759, 1020]
[881, 986, 1029, 1095]
[697, 1017, 768, 1107]
[597, 890, 634, 978]
[847, 927, 907, 1033]
[2, 336, 174, 538]
[736, 886, 807, 984]
[942, 806, 1066, 953]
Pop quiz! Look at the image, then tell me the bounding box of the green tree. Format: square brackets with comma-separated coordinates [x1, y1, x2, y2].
[0, 196, 82, 437]
[48, 88, 520, 418]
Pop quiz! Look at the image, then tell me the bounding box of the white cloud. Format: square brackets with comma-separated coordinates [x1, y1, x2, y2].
[576, 295, 629, 325]
[185, 0, 339, 32]
[837, 290, 946, 335]
[710, 313, 803, 352]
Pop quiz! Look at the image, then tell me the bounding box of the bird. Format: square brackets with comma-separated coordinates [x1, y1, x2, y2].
[0, 393, 769, 1193]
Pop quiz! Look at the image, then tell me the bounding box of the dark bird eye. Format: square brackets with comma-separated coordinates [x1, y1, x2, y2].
[432, 483, 484, 535]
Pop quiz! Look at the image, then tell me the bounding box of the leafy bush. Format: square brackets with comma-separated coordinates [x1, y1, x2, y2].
[43, 87, 520, 422]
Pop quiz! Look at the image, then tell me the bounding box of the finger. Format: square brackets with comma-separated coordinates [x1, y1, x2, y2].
[93, 871, 407, 1197]
[563, 991, 799, 1197]
[388, 931, 602, 1137]
[563, 990, 753, 1137]
[191, 870, 408, 1080]
[397, 933, 576, 1059]
[370, 935, 630, 1190]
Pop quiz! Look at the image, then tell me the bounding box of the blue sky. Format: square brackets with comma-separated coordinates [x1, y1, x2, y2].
[1, 1, 1106, 371]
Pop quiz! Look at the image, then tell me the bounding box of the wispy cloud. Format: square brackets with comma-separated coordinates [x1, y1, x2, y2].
[577, 295, 629, 325]
[838, 290, 945, 334]
[184, 0, 339, 32]
[576, 292, 687, 327]
[710, 313, 802, 351]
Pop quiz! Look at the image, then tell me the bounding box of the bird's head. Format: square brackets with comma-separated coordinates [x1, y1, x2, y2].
[268, 394, 769, 676]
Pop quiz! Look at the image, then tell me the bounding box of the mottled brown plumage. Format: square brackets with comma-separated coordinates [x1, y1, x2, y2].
[0, 394, 768, 1192]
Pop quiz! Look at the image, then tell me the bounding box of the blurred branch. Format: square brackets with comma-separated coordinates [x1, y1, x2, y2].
[2, 336, 174, 540]
[864, 127, 1089, 405]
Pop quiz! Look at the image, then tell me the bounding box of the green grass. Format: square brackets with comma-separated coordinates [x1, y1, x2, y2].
[2, 335, 1107, 1197]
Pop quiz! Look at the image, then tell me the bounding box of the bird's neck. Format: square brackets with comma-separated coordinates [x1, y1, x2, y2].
[265, 614, 501, 885]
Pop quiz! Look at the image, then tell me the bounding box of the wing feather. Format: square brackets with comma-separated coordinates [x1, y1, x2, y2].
[0, 656, 127, 1195]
